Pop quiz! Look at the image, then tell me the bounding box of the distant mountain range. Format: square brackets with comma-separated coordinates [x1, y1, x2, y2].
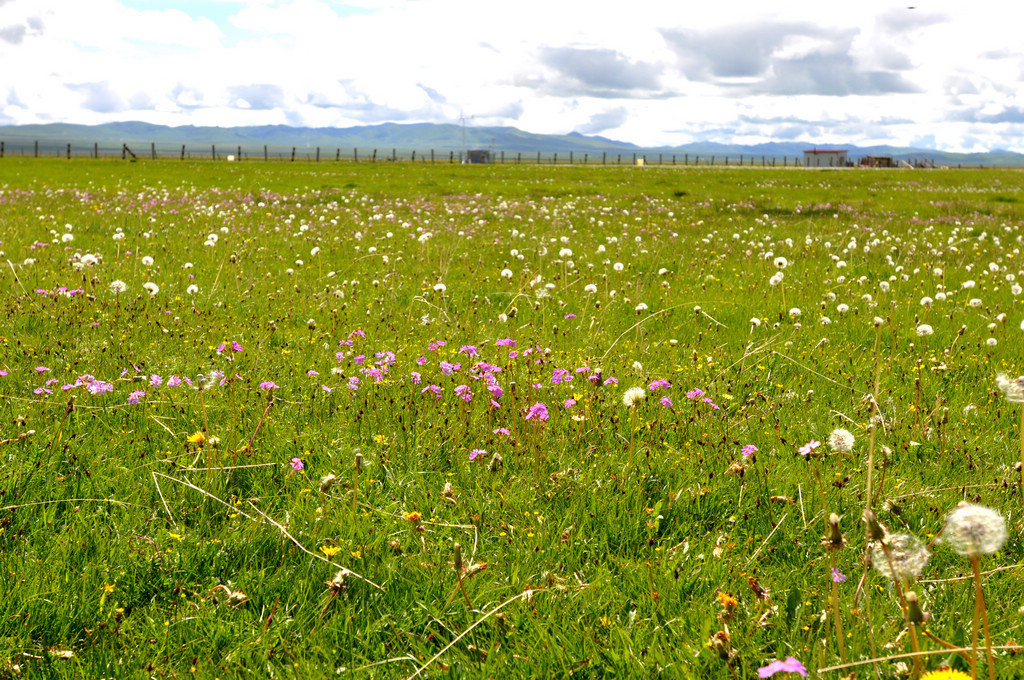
[1, 121, 1022, 166]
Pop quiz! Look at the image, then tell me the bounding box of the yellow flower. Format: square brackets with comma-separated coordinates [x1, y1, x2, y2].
[350, 550, 362, 559]
[373, 434, 387, 444]
[320, 546, 341, 558]
[403, 511, 422, 522]
[920, 671, 972, 680]
[187, 431, 206, 444]
[101, 583, 115, 594]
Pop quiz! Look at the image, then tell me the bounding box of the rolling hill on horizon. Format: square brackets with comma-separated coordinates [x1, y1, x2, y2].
[1, 121, 1022, 166]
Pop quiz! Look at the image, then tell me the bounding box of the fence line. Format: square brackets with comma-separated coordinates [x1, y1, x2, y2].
[0, 139, 955, 168]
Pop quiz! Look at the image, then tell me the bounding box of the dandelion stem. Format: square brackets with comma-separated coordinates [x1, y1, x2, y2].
[1018, 404, 1024, 494]
[971, 555, 997, 680]
[865, 325, 882, 516]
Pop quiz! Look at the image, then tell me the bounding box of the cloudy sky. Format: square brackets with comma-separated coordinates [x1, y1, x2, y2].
[0, 0, 1021, 151]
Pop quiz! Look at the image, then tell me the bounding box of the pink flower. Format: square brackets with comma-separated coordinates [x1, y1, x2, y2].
[686, 388, 704, 399]
[495, 338, 516, 347]
[741, 444, 758, 457]
[469, 448, 486, 461]
[832, 568, 847, 583]
[127, 389, 146, 404]
[493, 427, 510, 436]
[259, 381, 279, 390]
[290, 457, 304, 472]
[150, 374, 163, 387]
[798, 439, 821, 456]
[660, 397, 673, 407]
[757, 657, 806, 678]
[525, 402, 549, 421]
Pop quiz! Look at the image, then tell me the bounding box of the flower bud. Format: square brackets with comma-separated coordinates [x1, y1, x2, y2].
[863, 509, 887, 541]
[906, 591, 925, 625]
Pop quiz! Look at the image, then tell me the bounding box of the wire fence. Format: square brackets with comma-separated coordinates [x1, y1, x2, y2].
[0, 138, 951, 168]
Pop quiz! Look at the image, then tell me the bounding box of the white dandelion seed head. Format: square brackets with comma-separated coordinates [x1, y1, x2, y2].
[433, 283, 446, 293]
[141, 256, 154, 267]
[969, 298, 983, 308]
[501, 268, 513, 279]
[870, 533, 930, 582]
[943, 503, 1007, 557]
[996, 373, 1024, 403]
[837, 304, 849, 314]
[788, 307, 801, 317]
[920, 296, 933, 308]
[916, 324, 933, 337]
[186, 284, 199, 295]
[143, 282, 159, 296]
[584, 283, 598, 294]
[828, 428, 855, 453]
[109, 280, 127, 295]
[622, 386, 646, 408]
[987, 338, 998, 347]
[750, 317, 762, 327]
[773, 256, 788, 270]
[769, 272, 784, 286]
[613, 262, 624, 272]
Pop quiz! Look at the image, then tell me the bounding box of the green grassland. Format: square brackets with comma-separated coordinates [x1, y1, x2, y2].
[1, 159, 1023, 678]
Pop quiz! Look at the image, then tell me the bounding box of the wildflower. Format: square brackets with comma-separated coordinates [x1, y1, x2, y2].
[469, 448, 486, 461]
[495, 338, 516, 347]
[943, 503, 1007, 557]
[870, 533, 930, 581]
[995, 373, 1024, 403]
[493, 427, 510, 436]
[290, 457, 304, 472]
[143, 282, 159, 296]
[259, 381, 279, 390]
[525, 402, 549, 421]
[403, 511, 422, 522]
[187, 431, 206, 445]
[141, 255, 154, 266]
[827, 428, 855, 453]
[773, 256, 788, 269]
[186, 284, 199, 295]
[831, 568, 847, 583]
[127, 390, 146, 404]
[757, 656, 807, 678]
[660, 397, 673, 408]
[686, 388, 705, 399]
[769, 272, 783, 286]
[622, 386, 646, 408]
[433, 283, 446, 293]
[648, 379, 671, 390]
[109, 280, 127, 295]
[798, 439, 821, 457]
[584, 283, 597, 293]
[741, 444, 758, 457]
[916, 324, 934, 337]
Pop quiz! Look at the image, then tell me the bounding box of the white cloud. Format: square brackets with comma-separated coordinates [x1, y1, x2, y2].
[0, 0, 1021, 151]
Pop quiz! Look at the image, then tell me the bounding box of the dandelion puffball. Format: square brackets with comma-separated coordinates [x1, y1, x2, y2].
[584, 283, 597, 294]
[143, 282, 159, 296]
[916, 324, 933, 337]
[622, 386, 646, 408]
[433, 283, 446, 293]
[142, 256, 154, 267]
[109, 280, 127, 294]
[828, 428, 855, 453]
[943, 503, 1007, 557]
[186, 285, 199, 295]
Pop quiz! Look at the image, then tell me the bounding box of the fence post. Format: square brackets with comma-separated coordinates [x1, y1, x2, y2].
[354, 148, 358, 162]
[684, 153, 688, 165]
[392, 148, 396, 162]
[180, 145, 185, 160]
[449, 151, 453, 163]
[672, 154, 675, 165]
[553, 152, 557, 164]
[121, 144, 126, 160]
[569, 151, 573, 164]
[584, 153, 588, 164]
[501, 151, 504, 164]
[517, 152, 521, 164]
[66, 143, 71, 160]
[336, 148, 340, 161]
[264, 145, 268, 162]
[237, 145, 242, 161]
[431, 149, 434, 163]
[411, 150, 416, 162]
[1, 141, 4, 158]
[537, 151, 541, 164]
[659, 153, 662, 165]
[291, 147, 296, 162]
[212, 145, 216, 160]
[617, 154, 621, 164]
[316, 147, 320, 162]
[34, 140, 38, 158]
[94, 142, 97, 158]
[602, 152, 606, 165]
[151, 143, 155, 160]
[372, 149, 377, 162]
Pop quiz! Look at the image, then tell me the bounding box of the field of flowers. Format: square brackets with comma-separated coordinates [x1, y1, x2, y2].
[1, 158, 1024, 678]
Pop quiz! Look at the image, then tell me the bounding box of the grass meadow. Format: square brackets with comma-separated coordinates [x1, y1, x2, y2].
[2, 158, 1024, 678]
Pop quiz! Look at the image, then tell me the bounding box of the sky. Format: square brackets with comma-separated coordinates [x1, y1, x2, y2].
[0, 0, 1022, 152]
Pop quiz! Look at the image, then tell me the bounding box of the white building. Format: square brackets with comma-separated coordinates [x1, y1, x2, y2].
[803, 149, 848, 167]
